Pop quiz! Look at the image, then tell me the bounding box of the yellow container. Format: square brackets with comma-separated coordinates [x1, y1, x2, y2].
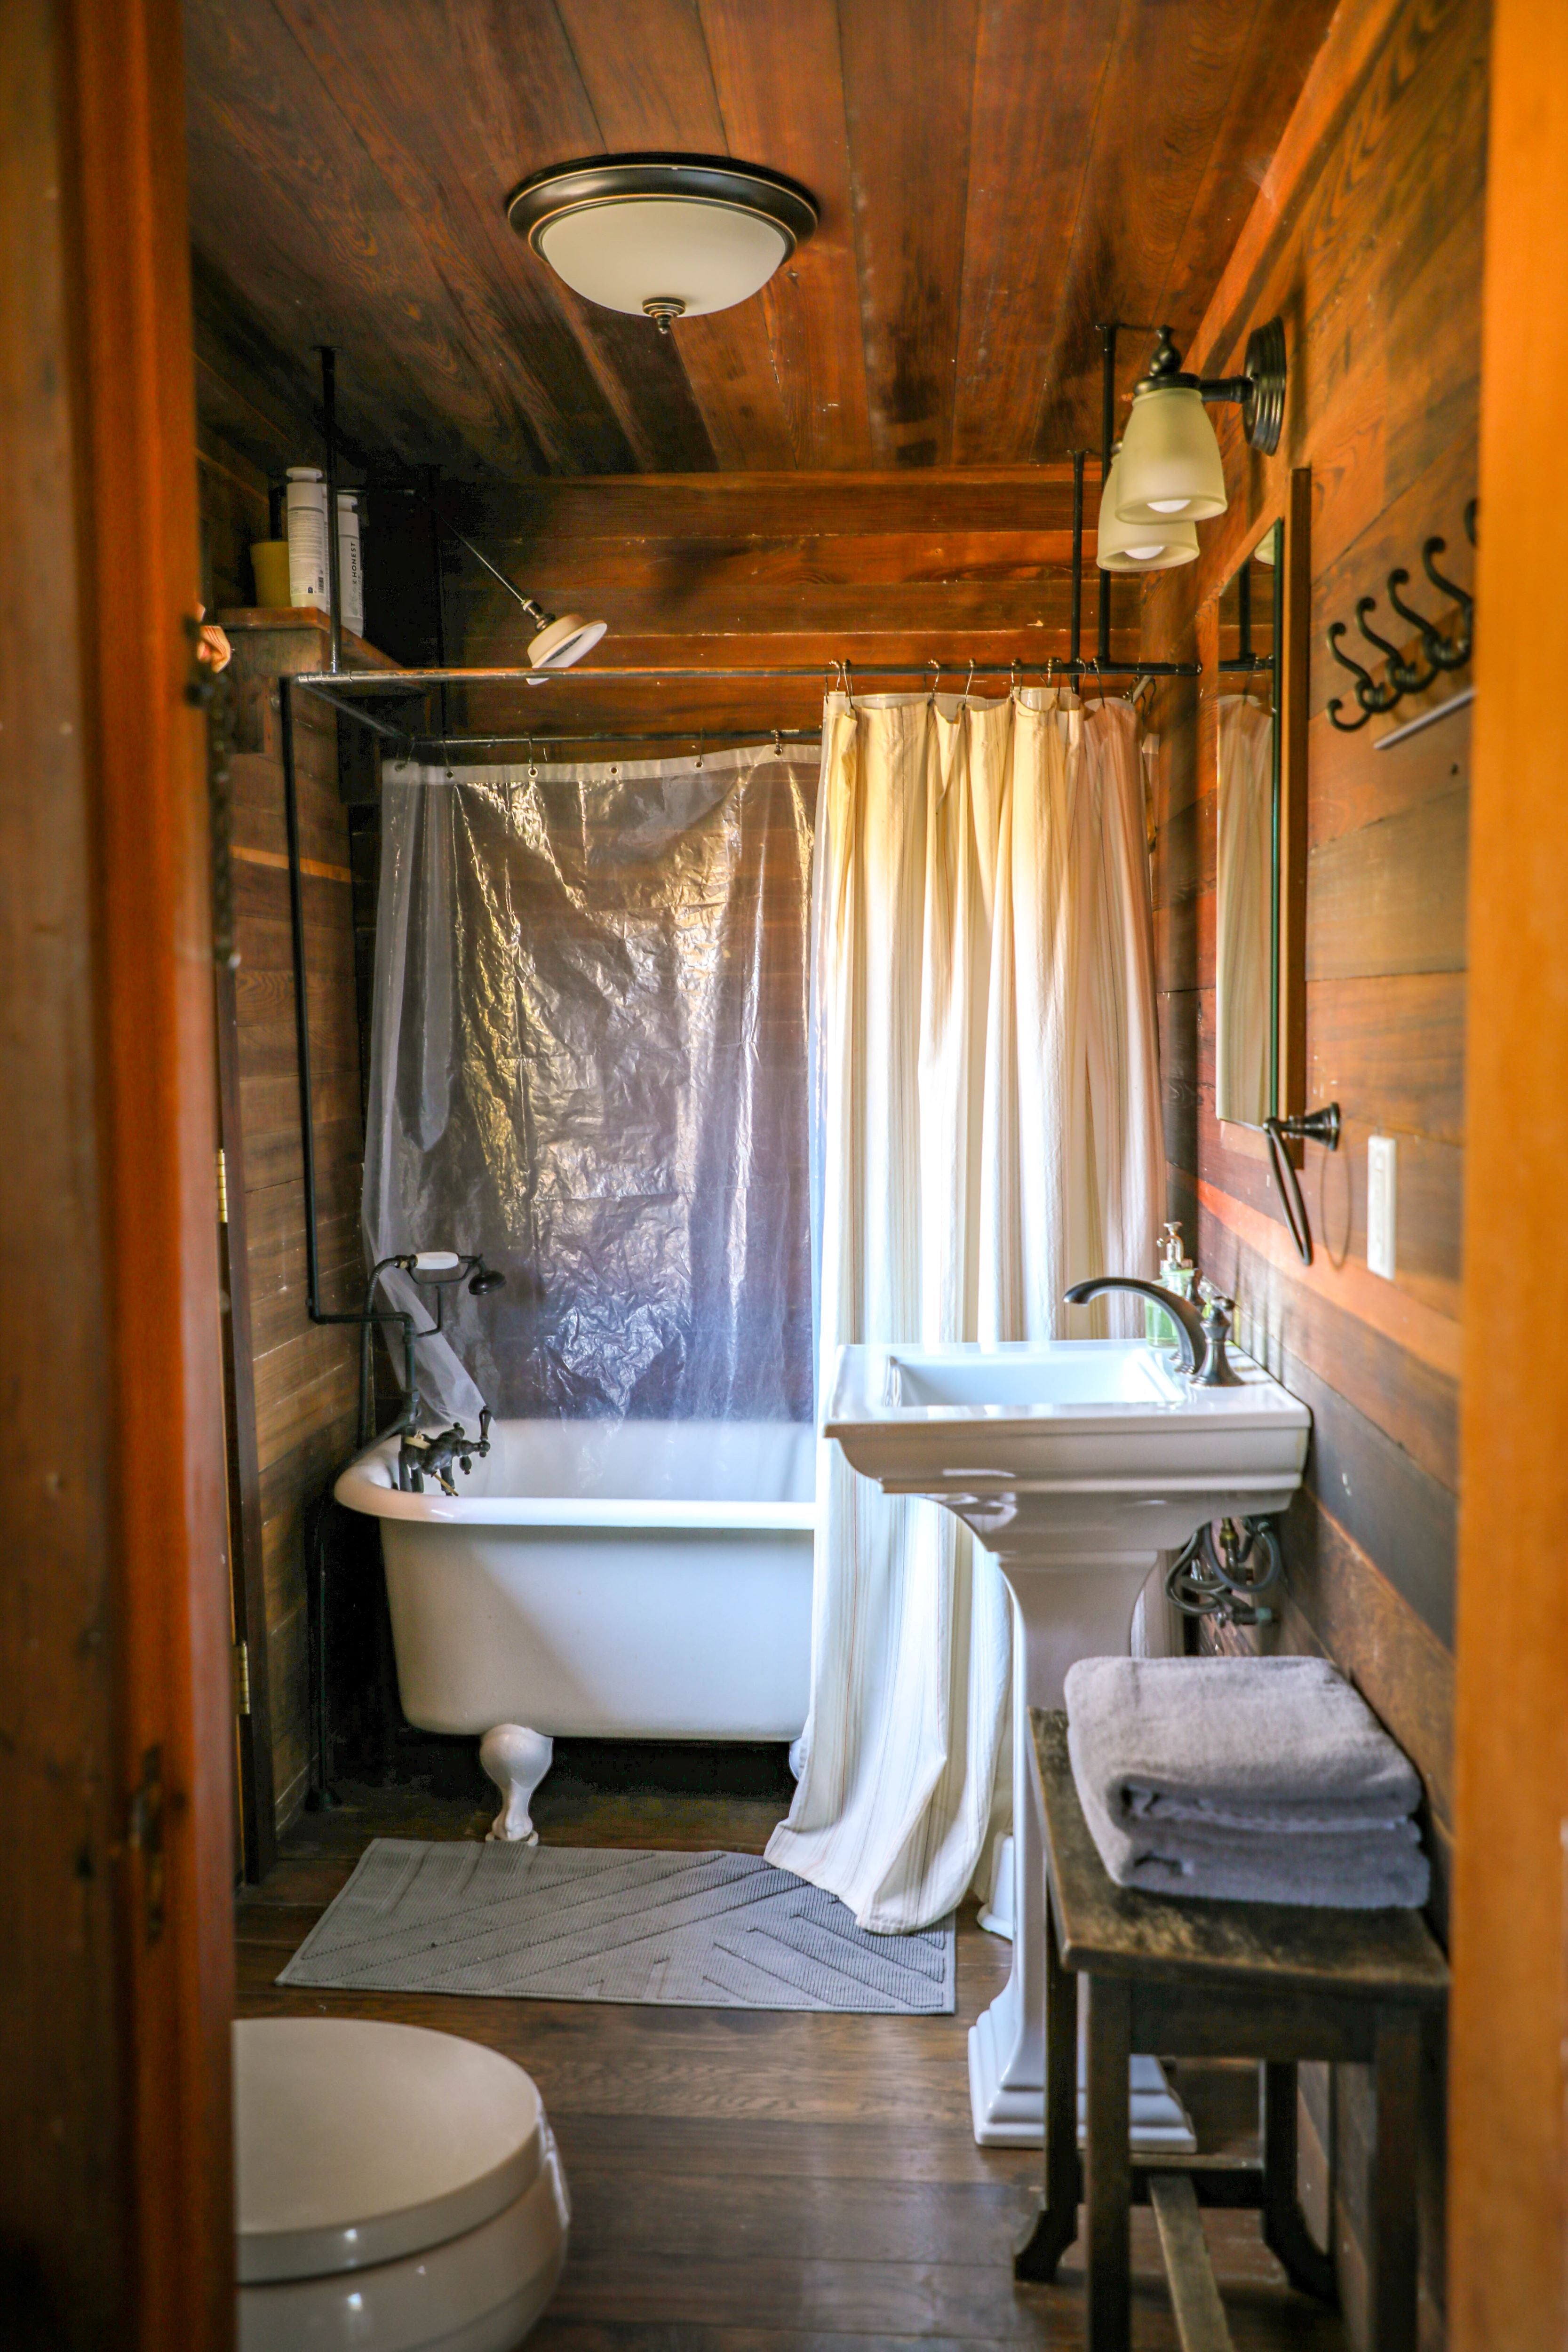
[249, 540, 292, 609]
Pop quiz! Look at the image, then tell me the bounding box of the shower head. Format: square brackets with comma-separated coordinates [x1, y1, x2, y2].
[467, 1262, 507, 1296]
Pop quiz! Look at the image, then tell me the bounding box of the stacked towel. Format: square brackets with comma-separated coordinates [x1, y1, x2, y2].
[1064, 1655, 1429, 1909]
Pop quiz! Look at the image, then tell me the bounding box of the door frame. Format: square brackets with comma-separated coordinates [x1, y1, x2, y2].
[1449, 1, 1568, 2343]
[3, 0, 237, 2342]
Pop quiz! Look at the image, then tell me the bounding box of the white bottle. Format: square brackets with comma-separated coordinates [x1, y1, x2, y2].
[336, 491, 364, 638]
[285, 467, 328, 611]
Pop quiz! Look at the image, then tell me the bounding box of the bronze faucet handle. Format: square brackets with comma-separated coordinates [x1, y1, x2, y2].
[1194, 1283, 1242, 1387]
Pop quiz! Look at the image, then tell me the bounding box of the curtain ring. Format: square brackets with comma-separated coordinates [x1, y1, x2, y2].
[694, 729, 704, 769]
[926, 658, 940, 706]
[1009, 658, 1021, 700]
[963, 657, 975, 705]
[772, 728, 783, 758]
[526, 732, 538, 783]
[842, 659, 856, 712]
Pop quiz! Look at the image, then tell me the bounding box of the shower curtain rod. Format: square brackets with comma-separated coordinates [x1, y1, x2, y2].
[389, 727, 826, 755]
[296, 659, 1198, 692]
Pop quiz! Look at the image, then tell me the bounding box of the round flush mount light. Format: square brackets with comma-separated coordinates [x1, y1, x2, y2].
[507, 153, 818, 330]
[1096, 448, 1198, 572]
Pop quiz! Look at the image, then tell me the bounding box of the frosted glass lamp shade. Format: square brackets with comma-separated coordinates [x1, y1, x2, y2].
[1115, 384, 1228, 525]
[1096, 453, 1199, 572]
[535, 199, 788, 319]
[509, 158, 817, 325]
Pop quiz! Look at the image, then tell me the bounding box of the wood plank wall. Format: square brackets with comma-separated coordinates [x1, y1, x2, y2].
[198, 420, 369, 1834]
[1140, 0, 1485, 2341]
[227, 629, 365, 1833]
[447, 469, 1130, 745]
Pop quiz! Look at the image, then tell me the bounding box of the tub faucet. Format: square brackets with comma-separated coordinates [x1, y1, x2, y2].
[1062, 1276, 1240, 1386]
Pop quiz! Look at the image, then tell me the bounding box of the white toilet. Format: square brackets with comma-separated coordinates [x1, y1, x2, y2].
[234, 2017, 569, 2352]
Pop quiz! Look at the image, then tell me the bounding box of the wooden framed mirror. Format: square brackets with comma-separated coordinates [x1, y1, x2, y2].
[1214, 469, 1310, 1155]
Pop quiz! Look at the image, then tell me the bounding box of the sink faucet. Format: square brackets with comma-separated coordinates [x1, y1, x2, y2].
[1062, 1276, 1242, 1386]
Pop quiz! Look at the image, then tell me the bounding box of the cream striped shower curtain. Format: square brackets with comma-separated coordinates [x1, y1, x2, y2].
[766, 688, 1162, 1932]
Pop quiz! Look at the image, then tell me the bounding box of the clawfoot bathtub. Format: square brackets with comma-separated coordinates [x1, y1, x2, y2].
[335, 1419, 817, 1838]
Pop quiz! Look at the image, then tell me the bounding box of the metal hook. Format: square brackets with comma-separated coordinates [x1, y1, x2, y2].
[842, 659, 857, 711]
[926, 658, 941, 706]
[1010, 658, 1022, 699]
[694, 729, 704, 769]
[1325, 622, 1377, 732]
[1420, 537, 1472, 668]
[525, 732, 538, 783]
[1090, 655, 1107, 709]
[772, 728, 783, 758]
[1354, 596, 1425, 701]
[963, 658, 976, 705]
[1382, 572, 1442, 692]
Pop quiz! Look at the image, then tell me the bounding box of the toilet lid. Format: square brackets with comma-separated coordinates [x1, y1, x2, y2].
[234, 2018, 548, 2283]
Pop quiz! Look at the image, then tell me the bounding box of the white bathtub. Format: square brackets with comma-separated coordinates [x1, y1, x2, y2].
[334, 1419, 817, 1743]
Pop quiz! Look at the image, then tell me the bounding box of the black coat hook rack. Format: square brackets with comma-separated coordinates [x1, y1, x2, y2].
[1327, 500, 1476, 731]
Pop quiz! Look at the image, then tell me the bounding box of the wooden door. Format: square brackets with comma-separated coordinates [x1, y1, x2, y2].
[1449, 1, 1568, 2343]
[0, 0, 235, 2344]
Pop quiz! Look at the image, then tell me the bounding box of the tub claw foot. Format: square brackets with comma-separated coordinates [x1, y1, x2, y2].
[480, 1724, 554, 1843]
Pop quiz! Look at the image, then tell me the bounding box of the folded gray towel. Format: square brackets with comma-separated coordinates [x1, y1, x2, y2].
[1064, 1655, 1429, 1910]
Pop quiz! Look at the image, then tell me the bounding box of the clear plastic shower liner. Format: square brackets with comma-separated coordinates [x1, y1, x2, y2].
[362, 743, 819, 1428]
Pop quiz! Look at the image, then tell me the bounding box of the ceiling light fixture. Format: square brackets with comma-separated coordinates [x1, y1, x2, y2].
[1114, 319, 1288, 527]
[1096, 445, 1199, 572]
[507, 153, 818, 332]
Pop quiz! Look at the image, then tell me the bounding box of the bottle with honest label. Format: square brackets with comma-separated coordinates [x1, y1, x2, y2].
[336, 491, 364, 638]
[285, 467, 328, 610]
[1146, 1220, 1195, 1348]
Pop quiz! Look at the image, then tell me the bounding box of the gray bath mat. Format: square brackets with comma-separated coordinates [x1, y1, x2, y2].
[278, 1841, 955, 2015]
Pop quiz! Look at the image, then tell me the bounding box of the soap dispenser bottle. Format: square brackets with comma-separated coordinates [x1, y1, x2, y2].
[1146, 1222, 1195, 1349]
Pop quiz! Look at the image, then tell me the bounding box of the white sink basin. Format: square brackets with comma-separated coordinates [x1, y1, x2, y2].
[824, 1335, 1310, 2150]
[886, 1343, 1180, 1410]
[827, 1339, 1309, 1557]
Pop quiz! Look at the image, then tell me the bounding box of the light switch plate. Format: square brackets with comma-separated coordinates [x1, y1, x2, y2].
[1367, 1135, 1397, 1280]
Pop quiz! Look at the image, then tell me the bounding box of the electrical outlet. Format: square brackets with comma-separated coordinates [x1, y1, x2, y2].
[1367, 1135, 1397, 1280]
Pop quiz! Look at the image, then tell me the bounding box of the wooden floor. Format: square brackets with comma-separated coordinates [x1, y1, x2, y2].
[236, 1745, 1346, 2351]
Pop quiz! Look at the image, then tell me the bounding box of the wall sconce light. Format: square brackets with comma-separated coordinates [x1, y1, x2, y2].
[1096, 444, 1199, 571]
[1114, 320, 1287, 527]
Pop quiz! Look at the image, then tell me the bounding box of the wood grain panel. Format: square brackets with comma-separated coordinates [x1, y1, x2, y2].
[186, 3, 1336, 480]
[203, 600, 366, 1834]
[951, 0, 1119, 464]
[1305, 784, 1468, 981]
[698, 0, 872, 466]
[1449, 3, 1568, 2338]
[835, 0, 978, 468]
[1144, 7, 1481, 2329]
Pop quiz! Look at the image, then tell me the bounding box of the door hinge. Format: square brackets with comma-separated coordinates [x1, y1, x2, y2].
[233, 1638, 252, 1717]
[127, 1744, 165, 1945]
[217, 1145, 229, 1224]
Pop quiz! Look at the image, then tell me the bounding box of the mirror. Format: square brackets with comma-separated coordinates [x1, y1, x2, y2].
[1214, 518, 1283, 1126]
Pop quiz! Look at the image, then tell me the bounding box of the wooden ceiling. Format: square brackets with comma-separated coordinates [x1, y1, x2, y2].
[185, 0, 1336, 483]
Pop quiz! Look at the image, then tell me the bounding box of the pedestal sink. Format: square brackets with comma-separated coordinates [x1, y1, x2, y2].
[825, 1337, 1310, 2147]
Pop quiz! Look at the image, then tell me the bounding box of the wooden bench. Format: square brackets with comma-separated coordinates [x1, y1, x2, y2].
[1016, 1708, 1449, 2352]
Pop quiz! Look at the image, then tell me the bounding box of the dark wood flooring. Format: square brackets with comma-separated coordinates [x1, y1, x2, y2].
[236, 1745, 1346, 2350]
